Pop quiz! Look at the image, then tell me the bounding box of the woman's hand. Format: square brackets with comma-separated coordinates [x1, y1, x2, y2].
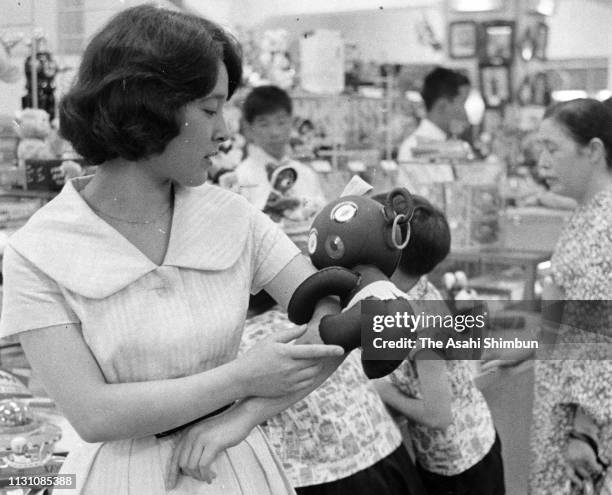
[566, 438, 603, 486]
[165, 407, 252, 490]
[238, 324, 343, 397]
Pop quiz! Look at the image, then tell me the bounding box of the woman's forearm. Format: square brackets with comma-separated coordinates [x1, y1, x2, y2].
[79, 361, 248, 442]
[20, 326, 249, 443]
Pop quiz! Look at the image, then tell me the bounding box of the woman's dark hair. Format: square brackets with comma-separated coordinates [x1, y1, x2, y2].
[59, 5, 242, 165]
[544, 98, 612, 169]
[373, 192, 451, 277]
[242, 85, 292, 124]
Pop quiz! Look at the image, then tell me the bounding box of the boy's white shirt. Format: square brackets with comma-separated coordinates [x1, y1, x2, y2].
[235, 144, 325, 210]
[397, 118, 447, 162]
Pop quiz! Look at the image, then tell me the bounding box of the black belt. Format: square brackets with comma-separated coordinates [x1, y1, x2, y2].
[155, 403, 233, 438]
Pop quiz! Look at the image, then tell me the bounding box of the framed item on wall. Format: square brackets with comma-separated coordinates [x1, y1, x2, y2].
[479, 64, 512, 108]
[518, 27, 536, 62]
[535, 22, 549, 60]
[448, 21, 478, 59]
[449, 0, 503, 12]
[532, 72, 551, 106]
[517, 75, 534, 105]
[526, 0, 557, 16]
[482, 21, 515, 65]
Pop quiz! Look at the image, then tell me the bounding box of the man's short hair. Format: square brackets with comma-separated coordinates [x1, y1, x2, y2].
[421, 67, 470, 112]
[242, 85, 292, 124]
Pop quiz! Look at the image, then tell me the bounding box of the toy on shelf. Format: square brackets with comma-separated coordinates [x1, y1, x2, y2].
[22, 31, 58, 120]
[0, 399, 61, 469]
[0, 33, 22, 84]
[13, 108, 55, 169]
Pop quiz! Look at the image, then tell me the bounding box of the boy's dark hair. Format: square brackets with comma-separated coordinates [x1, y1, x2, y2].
[544, 98, 612, 169]
[59, 5, 242, 165]
[242, 85, 292, 124]
[421, 67, 470, 112]
[374, 192, 451, 276]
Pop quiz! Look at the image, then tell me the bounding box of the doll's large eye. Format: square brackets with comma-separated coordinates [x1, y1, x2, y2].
[325, 235, 345, 260]
[331, 202, 357, 223]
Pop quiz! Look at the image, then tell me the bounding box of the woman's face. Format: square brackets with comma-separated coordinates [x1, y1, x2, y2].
[537, 118, 592, 201]
[154, 63, 229, 187]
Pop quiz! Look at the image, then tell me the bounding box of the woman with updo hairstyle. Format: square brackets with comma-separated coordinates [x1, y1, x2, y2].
[0, 5, 345, 494]
[530, 98, 612, 494]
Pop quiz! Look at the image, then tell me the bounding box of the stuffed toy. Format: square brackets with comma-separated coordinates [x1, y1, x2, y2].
[13, 108, 55, 169]
[263, 164, 302, 222]
[287, 183, 420, 378]
[13, 108, 83, 184]
[0, 35, 21, 83]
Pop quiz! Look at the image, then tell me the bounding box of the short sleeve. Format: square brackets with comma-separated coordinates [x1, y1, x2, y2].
[250, 209, 300, 294]
[0, 246, 79, 338]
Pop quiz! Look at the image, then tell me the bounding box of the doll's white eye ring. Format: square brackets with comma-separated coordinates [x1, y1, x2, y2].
[308, 229, 318, 255]
[331, 202, 358, 223]
[391, 214, 410, 250]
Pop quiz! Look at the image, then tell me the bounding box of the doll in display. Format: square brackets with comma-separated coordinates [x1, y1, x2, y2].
[263, 164, 302, 222]
[13, 108, 56, 169]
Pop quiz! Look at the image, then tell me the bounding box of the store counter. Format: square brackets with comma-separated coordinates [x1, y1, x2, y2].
[446, 247, 551, 303]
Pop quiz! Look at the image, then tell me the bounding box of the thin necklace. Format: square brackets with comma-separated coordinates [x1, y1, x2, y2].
[89, 202, 173, 225]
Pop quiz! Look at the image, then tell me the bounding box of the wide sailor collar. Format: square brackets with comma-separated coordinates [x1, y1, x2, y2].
[8, 177, 252, 298]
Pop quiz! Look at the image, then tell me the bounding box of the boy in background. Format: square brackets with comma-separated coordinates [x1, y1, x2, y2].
[236, 85, 325, 213]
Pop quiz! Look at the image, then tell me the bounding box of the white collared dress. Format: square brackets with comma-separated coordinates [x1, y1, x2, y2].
[0, 177, 301, 494]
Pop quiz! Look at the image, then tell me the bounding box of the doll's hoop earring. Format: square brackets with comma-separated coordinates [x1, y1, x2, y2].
[391, 213, 411, 250]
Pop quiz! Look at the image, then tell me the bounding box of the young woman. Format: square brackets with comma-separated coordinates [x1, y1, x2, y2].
[530, 98, 612, 494]
[0, 6, 344, 494]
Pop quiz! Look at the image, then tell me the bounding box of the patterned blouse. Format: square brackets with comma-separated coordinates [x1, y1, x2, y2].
[239, 309, 402, 488]
[530, 186, 612, 495]
[388, 277, 496, 476]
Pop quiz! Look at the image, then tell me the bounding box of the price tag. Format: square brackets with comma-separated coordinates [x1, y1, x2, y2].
[380, 160, 398, 172]
[347, 160, 366, 172]
[311, 160, 332, 173]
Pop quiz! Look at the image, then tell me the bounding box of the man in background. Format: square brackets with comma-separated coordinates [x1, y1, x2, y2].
[398, 67, 471, 162]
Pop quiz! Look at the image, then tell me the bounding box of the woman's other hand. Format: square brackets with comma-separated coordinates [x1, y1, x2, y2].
[238, 324, 343, 397]
[165, 407, 252, 490]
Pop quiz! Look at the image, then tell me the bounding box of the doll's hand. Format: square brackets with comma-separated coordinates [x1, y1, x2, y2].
[165, 407, 252, 489]
[238, 324, 343, 398]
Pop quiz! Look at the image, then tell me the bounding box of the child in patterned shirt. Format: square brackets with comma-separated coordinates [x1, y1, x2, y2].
[373, 192, 505, 495]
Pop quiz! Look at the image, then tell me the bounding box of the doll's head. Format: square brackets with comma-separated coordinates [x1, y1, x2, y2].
[373, 192, 451, 277]
[307, 188, 413, 277]
[269, 165, 297, 193]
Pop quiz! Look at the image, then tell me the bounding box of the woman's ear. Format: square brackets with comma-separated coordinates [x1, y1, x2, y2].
[587, 137, 606, 166]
